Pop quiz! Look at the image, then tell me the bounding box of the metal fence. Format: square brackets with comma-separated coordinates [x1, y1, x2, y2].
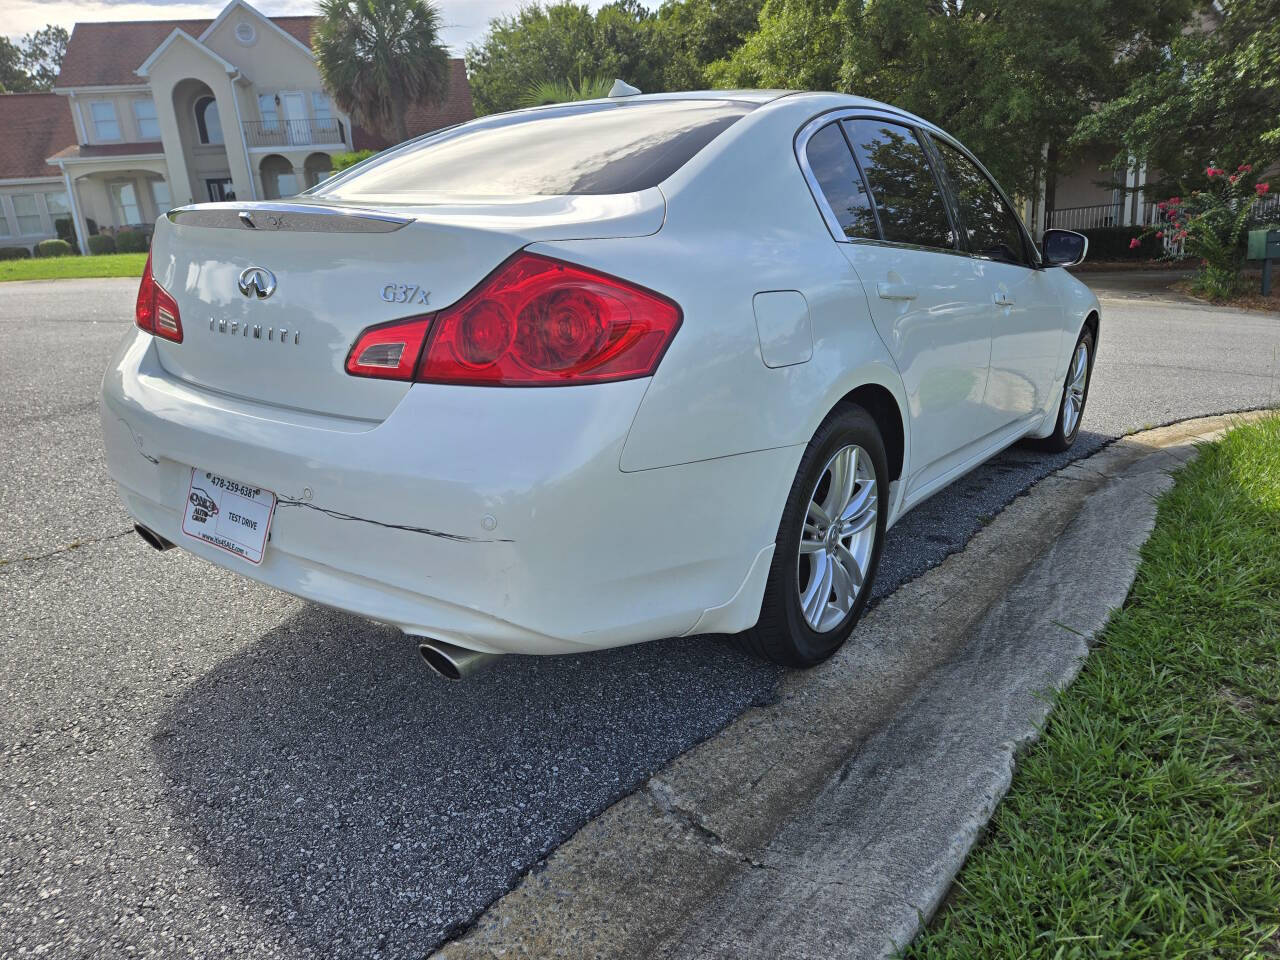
[241, 118, 347, 148]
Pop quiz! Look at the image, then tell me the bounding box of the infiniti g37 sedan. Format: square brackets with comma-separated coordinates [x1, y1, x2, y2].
[101, 89, 1098, 677]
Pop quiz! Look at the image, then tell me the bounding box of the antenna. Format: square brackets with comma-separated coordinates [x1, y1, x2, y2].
[608, 79, 642, 98]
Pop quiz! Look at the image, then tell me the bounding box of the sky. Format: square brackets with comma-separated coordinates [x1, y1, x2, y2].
[5, 0, 609, 55]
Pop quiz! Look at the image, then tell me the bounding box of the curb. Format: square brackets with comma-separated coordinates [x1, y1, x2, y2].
[434, 412, 1274, 960]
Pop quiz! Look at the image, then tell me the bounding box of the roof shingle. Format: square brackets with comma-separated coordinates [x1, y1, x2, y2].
[0, 92, 77, 179]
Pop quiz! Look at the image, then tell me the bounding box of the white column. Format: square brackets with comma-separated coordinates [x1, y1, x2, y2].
[1134, 163, 1148, 226]
[60, 166, 89, 255]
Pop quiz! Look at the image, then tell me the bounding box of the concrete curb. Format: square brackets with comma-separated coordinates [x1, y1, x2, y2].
[434, 412, 1274, 960]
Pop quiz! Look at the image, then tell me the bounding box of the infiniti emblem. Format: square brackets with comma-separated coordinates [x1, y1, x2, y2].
[238, 266, 276, 300]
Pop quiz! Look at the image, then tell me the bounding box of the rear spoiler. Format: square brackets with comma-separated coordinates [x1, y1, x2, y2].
[166, 201, 412, 234]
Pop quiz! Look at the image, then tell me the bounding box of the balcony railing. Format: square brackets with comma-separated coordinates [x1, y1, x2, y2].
[242, 118, 347, 148]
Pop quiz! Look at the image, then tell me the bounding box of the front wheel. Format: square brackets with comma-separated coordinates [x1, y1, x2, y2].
[736, 404, 887, 667]
[1032, 328, 1094, 453]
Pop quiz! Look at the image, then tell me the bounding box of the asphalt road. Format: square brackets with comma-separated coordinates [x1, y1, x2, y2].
[2, 271, 1278, 959]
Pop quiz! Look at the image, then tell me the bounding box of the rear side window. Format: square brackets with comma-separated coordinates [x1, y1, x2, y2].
[804, 122, 878, 240]
[842, 119, 955, 250]
[315, 100, 754, 198]
[933, 139, 1030, 266]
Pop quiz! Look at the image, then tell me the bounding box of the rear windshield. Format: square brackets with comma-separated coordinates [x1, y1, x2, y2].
[314, 99, 754, 199]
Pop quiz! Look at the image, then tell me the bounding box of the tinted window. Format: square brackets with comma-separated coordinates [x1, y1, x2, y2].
[842, 119, 954, 250]
[316, 100, 753, 198]
[934, 140, 1030, 266]
[804, 122, 878, 240]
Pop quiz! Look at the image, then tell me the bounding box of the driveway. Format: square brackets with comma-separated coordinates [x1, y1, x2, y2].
[2, 273, 1277, 959]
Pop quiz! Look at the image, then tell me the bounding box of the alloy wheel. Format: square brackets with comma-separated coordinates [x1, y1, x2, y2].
[795, 444, 878, 633]
[1062, 340, 1089, 437]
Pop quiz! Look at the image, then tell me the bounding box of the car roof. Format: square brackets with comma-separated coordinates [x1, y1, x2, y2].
[585, 89, 944, 135]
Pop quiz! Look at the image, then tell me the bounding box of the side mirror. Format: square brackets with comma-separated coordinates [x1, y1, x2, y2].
[1042, 228, 1088, 267]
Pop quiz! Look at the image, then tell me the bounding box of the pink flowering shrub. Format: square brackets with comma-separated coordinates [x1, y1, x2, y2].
[1137, 163, 1271, 299]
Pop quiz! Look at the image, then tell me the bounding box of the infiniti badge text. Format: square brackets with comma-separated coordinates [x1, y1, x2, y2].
[209, 316, 300, 345]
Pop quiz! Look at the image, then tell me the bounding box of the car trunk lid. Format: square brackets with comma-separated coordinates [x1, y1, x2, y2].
[148, 195, 665, 421]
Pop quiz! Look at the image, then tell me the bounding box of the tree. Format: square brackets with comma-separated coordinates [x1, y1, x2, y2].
[465, 0, 762, 115]
[711, 0, 1195, 199]
[466, 2, 653, 115]
[654, 0, 765, 90]
[0, 36, 33, 92]
[314, 0, 451, 145]
[19, 25, 68, 90]
[1075, 0, 1280, 194]
[520, 74, 613, 107]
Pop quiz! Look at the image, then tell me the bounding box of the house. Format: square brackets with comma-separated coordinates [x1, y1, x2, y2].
[0, 0, 474, 254]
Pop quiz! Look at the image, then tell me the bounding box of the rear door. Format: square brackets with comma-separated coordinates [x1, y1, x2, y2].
[928, 136, 1065, 431]
[804, 115, 994, 491]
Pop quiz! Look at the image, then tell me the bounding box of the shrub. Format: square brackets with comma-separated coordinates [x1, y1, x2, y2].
[332, 149, 375, 172]
[54, 218, 79, 254]
[35, 238, 73, 258]
[0, 246, 32, 260]
[1077, 226, 1161, 261]
[87, 234, 116, 255]
[114, 229, 148, 253]
[1135, 163, 1271, 299]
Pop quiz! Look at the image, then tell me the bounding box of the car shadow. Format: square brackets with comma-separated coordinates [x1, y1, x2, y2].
[150, 428, 1108, 958]
[151, 604, 779, 957]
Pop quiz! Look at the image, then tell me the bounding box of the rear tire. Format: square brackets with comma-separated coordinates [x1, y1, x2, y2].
[1030, 328, 1094, 453]
[736, 404, 888, 668]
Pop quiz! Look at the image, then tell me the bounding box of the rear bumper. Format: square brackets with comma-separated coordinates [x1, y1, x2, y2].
[101, 331, 798, 655]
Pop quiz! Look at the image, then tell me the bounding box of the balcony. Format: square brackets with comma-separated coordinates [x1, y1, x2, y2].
[242, 118, 347, 148]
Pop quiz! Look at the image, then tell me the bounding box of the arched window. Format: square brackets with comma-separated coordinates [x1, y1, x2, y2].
[260, 155, 298, 200]
[304, 153, 333, 189]
[195, 96, 224, 145]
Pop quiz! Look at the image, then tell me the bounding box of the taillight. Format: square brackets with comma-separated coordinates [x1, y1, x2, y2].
[345, 253, 681, 386]
[135, 250, 183, 343]
[345, 316, 432, 380]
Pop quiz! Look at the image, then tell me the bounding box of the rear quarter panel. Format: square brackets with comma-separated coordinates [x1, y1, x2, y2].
[538, 97, 909, 475]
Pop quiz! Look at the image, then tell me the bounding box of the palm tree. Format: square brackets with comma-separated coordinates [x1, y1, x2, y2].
[519, 75, 613, 109]
[314, 0, 450, 146]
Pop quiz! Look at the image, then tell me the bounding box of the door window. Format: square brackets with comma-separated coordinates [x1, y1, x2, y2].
[111, 182, 141, 224]
[933, 140, 1031, 266]
[842, 119, 954, 250]
[258, 94, 281, 130]
[804, 121, 878, 240]
[206, 178, 235, 202]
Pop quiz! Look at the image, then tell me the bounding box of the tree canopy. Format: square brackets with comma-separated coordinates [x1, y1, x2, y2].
[1075, 0, 1280, 191]
[465, 0, 762, 115]
[462, 0, 1276, 207]
[314, 0, 451, 144]
[0, 25, 68, 92]
[710, 0, 1196, 197]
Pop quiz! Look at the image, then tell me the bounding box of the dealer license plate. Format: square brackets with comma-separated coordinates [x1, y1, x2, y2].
[181, 468, 276, 564]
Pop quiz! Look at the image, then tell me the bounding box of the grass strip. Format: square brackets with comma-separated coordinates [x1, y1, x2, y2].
[907, 415, 1280, 959]
[0, 253, 148, 282]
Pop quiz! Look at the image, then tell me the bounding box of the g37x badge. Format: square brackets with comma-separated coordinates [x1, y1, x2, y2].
[381, 283, 431, 305]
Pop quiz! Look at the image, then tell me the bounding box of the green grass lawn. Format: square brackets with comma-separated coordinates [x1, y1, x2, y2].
[0, 252, 148, 283]
[907, 415, 1280, 959]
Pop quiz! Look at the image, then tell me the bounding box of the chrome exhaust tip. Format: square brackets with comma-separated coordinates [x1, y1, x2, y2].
[417, 639, 498, 681]
[134, 523, 176, 551]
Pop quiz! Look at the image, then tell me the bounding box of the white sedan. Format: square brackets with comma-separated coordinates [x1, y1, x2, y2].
[101, 89, 1098, 679]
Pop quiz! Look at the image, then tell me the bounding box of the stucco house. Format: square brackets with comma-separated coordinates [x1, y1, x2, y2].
[0, 0, 474, 253]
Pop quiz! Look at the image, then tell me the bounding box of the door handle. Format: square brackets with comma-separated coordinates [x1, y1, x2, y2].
[994, 292, 1015, 307]
[877, 281, 919, 301]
